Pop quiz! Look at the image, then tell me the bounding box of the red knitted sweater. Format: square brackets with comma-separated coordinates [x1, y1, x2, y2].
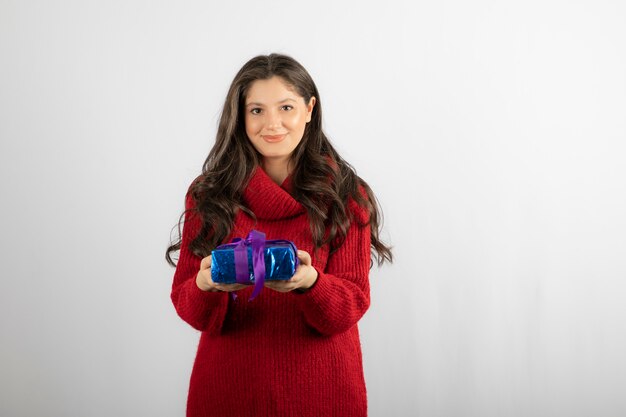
[171, 165, 372, 417]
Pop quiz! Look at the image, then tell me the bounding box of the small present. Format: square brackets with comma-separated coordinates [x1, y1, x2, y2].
[211, 230, 298, 300]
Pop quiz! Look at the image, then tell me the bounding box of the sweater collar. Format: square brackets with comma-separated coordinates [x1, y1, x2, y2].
[242, 165, 305, 220]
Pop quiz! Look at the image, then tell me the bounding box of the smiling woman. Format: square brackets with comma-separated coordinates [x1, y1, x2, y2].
[166, 52, 393, 417]
[244, 76, 316, 185]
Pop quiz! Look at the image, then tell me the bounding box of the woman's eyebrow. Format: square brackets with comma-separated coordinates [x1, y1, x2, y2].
[246, 98, 297, 107]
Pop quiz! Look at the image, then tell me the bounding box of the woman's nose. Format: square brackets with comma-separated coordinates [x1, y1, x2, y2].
[266, 110, 282, 129]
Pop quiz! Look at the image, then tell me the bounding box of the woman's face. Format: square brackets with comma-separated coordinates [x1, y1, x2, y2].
[244, 76, 315, 166]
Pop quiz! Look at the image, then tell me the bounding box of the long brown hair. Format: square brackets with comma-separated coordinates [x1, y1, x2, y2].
[166, 53, 393, 268]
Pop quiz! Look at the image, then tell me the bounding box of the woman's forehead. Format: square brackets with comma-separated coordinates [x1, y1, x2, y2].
[245, 77, 301, 104]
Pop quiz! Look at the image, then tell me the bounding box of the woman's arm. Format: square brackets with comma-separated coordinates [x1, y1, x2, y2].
[170, 188, 229, 334]
[292, 195, 372, 336]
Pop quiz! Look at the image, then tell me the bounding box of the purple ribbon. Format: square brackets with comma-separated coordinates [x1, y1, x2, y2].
[230, 230, 266, 302]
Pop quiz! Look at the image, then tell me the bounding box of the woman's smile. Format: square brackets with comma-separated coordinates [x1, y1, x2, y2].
[262, 134, 287, 143]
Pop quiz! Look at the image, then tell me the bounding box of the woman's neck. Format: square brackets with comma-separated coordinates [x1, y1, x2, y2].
[261, 157, 292, 186]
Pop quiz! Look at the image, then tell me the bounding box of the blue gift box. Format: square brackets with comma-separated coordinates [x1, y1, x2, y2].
[211, 232, 298, 285]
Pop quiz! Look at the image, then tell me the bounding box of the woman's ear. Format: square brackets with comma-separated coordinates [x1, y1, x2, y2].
[306, 96, 316, 123]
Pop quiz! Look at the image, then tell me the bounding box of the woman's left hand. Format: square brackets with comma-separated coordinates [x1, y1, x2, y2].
[264, 250, 318, 293]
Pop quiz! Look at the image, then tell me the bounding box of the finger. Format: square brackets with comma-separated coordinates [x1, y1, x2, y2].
[289, 266, 307, 282]
[220, 283, 247, 292]
[265, 280, 297, 291]
[200, 255, 212, 270]
[264, 283, 293, 293]
[200, 270, 216, 290]
[264, 281, 281, 290]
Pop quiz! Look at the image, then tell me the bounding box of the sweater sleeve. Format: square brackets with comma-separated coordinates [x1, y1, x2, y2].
[170, 186, 229, 334]
[292, 192, 372, 336]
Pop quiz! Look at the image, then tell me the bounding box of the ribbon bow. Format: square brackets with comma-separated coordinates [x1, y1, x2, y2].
[230, 230, 267, 302]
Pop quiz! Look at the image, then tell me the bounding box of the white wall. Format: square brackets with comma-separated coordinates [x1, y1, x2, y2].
[1, 1, 625, 416]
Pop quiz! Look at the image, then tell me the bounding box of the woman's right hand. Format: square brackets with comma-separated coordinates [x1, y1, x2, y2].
[196, 254, 248, 292]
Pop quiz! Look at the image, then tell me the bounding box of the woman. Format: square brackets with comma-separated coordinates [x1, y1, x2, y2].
[166, 53, 393, 417]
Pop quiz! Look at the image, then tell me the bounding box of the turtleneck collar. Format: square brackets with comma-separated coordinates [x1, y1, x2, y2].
[242, 165, 305, 220]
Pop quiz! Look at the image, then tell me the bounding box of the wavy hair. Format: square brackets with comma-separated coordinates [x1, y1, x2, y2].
[166, 53, 393, 268]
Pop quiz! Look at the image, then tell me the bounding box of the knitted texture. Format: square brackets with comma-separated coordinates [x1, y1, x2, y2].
[171, 165, 372, 417]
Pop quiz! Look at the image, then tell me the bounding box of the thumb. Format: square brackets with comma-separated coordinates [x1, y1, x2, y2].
[297, 250, 311, 266]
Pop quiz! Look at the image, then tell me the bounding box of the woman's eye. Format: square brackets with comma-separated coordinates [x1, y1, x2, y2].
[250, 108, 261, 115]
[281, 105, 293, 111]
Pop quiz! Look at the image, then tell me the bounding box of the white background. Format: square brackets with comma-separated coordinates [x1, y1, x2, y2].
[1, 1, 625, 416]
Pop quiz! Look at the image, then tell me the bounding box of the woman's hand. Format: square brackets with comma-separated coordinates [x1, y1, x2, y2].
[264, 250, 319, 293]
[196, 255, 248, 292]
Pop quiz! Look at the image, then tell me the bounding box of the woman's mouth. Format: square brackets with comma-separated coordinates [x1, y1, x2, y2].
[263, 134, 286, 143]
